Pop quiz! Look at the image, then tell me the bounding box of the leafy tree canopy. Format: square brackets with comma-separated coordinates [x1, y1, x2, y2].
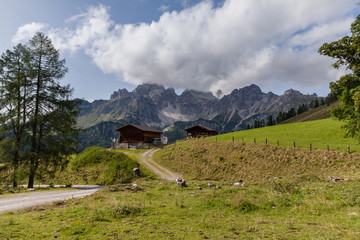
[319, 15, 360, 141]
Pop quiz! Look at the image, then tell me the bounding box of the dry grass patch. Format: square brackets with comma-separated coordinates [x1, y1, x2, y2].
[156, 139, 360, 181]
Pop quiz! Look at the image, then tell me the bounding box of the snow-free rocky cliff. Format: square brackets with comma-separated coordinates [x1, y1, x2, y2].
[77, 83, 318, 133]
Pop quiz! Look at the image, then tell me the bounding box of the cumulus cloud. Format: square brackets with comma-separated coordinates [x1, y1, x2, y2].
[28, 0, 357, 95]
[12, 22, 48, 44]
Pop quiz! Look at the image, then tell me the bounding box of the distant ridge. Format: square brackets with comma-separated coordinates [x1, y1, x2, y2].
[78, 83, 319, 131]
[77, 83, 322, 150]
[280, 102, 338, 124]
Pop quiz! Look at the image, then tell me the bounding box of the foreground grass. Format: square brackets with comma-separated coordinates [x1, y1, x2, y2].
[213, 118, 360, 152]
[156, 139, 360, 181]
[1, 178, 360, 239]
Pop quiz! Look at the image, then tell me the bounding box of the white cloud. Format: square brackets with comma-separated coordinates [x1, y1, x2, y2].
[24, 0, 358, 95]
[12, 22, 48, 44]
[158, 4, 170, 12]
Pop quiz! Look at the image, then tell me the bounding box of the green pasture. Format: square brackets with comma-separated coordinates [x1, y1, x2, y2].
[208, 118, 360, 152]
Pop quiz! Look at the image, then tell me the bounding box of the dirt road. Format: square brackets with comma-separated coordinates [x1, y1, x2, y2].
[0, 186, 103, 214]
[138, 148, 181, 180]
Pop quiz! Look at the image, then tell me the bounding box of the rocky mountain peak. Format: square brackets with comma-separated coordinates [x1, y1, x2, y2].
[78, 83, 320, 134]
[282, 89, 303, 97]
[180, 89, 217, 101]
[110, 88, 130, 100]
[133, 83, 165, 96]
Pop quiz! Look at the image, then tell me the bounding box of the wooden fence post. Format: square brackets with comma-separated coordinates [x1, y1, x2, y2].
[254, 138, 256, 144]
[242, 137, 244, 143]
[310, 143, 312, 151]
[232, 136, 234, 142]
[347, 145, 350, 154]
[293, 142, 296, 148]
[277, 140, 279, 146]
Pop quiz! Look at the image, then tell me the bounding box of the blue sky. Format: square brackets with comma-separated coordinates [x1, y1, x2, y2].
[1, 0, 359, 101]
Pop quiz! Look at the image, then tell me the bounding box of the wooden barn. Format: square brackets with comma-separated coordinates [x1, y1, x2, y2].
[115, 124, 162, 145]
[185, 125, 218, 138]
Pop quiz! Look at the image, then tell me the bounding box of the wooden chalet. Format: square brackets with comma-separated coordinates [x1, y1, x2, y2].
[185, 125, 218, 138]
[115, 124, 162, 145]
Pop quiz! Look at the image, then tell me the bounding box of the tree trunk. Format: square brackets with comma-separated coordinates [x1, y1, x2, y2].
[28, 161, 36, 188]
[28, 51, 42, 189]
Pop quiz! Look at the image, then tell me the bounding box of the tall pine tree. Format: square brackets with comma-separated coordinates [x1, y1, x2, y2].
[0, 33, 80, 188]
[26, 32, 80, 188]
[0, 44, 32, 187]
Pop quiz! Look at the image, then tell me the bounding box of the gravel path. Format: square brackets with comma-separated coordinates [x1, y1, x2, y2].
[0, 186, 103, 214]
[138, 148, 181, 180]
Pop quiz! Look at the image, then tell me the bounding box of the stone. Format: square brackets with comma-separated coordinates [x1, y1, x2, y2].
[133, 168, 141, 179]
[208, 183, 214, 187]
[234, 181, 247, 187]
[197, 187, 202, 190]
[328, 176, 340, 182]
[176, 178, 186, 187]
[215, 185, 221, 189]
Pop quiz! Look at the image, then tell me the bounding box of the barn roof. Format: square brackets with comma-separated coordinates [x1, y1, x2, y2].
[115, 124, 162, 133]
[185, 125, 218, 133]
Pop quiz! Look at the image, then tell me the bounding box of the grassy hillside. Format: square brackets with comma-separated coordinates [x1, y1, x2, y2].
[2, 142, 360, 238]
[0, 147, 150, 186]
[215, 118, 360, 152]
[156, 140, 360, 181]
[281, 102, 338, 124]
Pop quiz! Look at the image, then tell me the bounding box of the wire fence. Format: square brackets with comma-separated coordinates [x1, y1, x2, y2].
[176, 136, 354, 154]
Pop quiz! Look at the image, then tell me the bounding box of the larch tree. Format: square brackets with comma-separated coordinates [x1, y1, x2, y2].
[0, 43, 32, 187]
[0, 32, 80, 188]
[26, 32, 80, 188]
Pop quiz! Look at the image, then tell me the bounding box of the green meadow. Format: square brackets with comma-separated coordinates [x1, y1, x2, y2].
[210, 118, 360, 152]
[1, 119, 360, 239]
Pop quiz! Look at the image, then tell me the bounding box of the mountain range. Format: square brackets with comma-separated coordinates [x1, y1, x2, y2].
[77, 83, 319, 150]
